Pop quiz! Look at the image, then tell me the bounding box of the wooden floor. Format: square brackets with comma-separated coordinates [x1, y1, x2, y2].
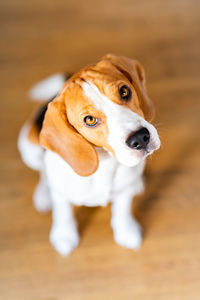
[1, 0, 200, 299]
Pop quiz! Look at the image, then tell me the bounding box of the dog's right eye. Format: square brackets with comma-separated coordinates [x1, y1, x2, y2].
[119, 85, 132, 102]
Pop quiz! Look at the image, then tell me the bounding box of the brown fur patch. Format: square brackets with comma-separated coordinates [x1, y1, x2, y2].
[28, 123, 40, 144]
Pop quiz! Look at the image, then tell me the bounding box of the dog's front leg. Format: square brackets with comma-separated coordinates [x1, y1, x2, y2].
[111, 177, 144, 250]
[49, 190, 79, 256]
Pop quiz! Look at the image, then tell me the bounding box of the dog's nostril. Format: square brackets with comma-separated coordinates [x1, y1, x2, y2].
[133, 141, 140, 149]
[126, 127, 150, 150]
[143, 135, 149, 142]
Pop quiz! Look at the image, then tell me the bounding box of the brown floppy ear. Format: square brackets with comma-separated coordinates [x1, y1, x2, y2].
[103, 54, 155, 122]
[39, 93, 98, 176]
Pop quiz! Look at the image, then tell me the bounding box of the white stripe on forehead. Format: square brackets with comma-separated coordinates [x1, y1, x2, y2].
[82, 81, 117, 115]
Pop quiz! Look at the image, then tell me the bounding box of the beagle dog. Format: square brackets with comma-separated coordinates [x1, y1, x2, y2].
[18, 54, 160, 256]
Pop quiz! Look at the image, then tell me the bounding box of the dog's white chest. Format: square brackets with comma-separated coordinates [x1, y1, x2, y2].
[44, 149, 118, 207]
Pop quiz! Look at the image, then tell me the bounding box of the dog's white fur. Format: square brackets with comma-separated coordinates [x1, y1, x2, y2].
[18, 74, 160, 256]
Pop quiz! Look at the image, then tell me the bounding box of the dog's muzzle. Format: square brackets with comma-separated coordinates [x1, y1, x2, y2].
[126, 127, 150, 150]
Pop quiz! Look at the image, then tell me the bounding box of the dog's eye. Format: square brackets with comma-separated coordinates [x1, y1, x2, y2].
[119, 85, 132, 102]
[84, 115, 98, 127]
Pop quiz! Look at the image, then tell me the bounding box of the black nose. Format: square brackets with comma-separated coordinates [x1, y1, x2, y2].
[126, 127, 150, 150]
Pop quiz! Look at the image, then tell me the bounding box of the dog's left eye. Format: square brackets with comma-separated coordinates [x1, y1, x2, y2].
[119, 85, 132, 102]
[84, 115, 98, 127]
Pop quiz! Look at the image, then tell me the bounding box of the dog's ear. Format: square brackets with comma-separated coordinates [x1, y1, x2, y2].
[103, 54, 155, 122]
[39, 93, 98, 176]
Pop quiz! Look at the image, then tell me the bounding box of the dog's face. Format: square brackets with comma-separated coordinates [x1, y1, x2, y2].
[40, 54, 160, 176]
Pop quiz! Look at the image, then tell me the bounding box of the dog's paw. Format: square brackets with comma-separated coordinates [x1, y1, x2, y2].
[50, 226, 80, 256]
[33, 183, 51, 213]
[112, 218, 142, 250]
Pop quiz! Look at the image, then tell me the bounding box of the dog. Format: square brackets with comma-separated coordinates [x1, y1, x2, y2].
[18, 54, 160, 256]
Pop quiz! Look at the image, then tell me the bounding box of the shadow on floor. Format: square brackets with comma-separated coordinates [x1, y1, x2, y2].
[134, 121, 199, 235]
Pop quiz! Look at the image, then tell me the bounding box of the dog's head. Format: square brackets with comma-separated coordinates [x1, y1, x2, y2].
[40, 54, 160, 176]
